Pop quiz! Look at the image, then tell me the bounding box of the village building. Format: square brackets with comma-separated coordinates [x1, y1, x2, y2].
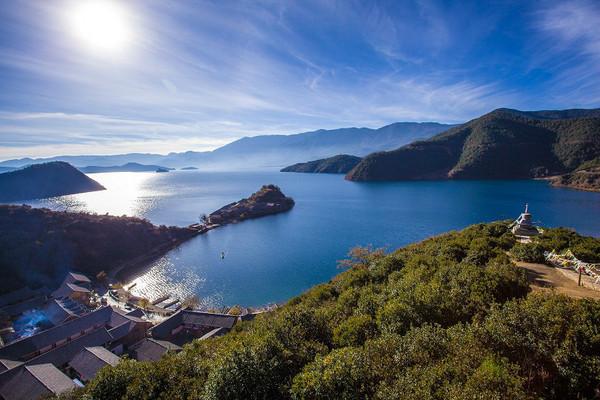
[129, 338, 182, 362]
[0, 363, 76, 400]
[150, 310, 237, 346]
[68, 346, 121, 382]
[0, 306, 150, 389]
[51, 272, 93, 304]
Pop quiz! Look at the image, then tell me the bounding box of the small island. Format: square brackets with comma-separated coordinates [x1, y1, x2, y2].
[281, 154, 362, 174]
[180, 166, 199, 170]
[202, 185, 294, 227]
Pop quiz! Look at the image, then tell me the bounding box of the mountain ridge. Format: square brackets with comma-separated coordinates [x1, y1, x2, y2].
[0, 122, 454, 169]
[347, 108, 600, 181]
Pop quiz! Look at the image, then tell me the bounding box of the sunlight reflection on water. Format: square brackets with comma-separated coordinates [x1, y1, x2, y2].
[40, 172, 157, 216]
[128, 258, 205, 303]
[13, 171, 600, 308]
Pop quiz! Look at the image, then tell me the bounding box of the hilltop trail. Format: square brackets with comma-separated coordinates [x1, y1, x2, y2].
[516, 261, 600, 300]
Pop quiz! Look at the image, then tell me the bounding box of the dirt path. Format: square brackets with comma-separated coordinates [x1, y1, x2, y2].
[515, 261, 600, 300]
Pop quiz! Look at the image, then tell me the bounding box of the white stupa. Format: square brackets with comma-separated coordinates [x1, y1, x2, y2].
[511, 203, 540, 237]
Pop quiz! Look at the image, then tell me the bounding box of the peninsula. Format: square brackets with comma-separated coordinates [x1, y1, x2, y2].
[0, 161, 105, 201]
[548, 160, 600, 192]
[204, 184, 294, 226]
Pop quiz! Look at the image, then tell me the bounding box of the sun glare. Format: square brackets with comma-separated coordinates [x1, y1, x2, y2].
[68, 0, 132, 53]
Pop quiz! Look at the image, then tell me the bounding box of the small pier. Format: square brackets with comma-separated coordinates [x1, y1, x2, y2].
[188, 223, 220, 234]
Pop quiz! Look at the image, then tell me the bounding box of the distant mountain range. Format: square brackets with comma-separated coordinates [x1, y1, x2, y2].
[79, 163, 173, 173]
[0, 162, 105, 201]
[347, 108, 600, 182]
[281, 155, 362, 174]
[0, 122, 454, 170]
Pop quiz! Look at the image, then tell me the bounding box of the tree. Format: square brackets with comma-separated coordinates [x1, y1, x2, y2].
[137, 297, 150, 310]
[338, 245, 386, 270]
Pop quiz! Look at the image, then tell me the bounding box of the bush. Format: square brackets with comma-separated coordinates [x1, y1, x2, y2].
[510, 242, 545, 263]
[333, 314, 377, 347]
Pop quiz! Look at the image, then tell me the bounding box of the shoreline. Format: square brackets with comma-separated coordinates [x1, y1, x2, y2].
[536, 176, 600, 193]
[109, 228, 200, 281]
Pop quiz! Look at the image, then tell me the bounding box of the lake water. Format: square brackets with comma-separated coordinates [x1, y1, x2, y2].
[23, 171, 600, 307]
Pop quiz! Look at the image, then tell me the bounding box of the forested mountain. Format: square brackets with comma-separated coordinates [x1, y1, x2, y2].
[0, 162, 105, 201]
[281, 155, 362, 174]
[347, 108, 600, 181]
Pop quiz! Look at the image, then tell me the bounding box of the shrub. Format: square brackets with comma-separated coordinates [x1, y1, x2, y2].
[510, 242, 545, 263]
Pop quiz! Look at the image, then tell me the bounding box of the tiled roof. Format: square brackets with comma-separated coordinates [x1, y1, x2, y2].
[0, 307, 113, 361]
[151, 310, 236, 339]
[0, 359, 23, 373]
[181, 311, 236, 329]
[44, 299, 77, 326]
[65, 283, 91, 293]
[130, 338, 182, 362]
[199, 327, 228, 340]
[25, 328, 113, 368]
[0, 363, 76, 400]
[125, 308, 145, 318]
[68, 347, 120, 382]
[107, 321, 135, 342]
[67, 272, 91, 283]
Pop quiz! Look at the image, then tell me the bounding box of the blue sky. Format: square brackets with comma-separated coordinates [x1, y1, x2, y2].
[0, 0, 599, 159]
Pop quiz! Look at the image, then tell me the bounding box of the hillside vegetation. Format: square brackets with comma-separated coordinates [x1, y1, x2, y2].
[0, 161, 105, 201]
[57, 222, 600, 400]
[347, 108, 600, 181]
[281, 155, 362, 174]
[0, 205, 195, 294]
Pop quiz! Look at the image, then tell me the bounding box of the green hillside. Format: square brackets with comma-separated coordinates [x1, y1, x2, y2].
[347, 108, 600, 181]
[57, 222, 600, 400]
[0, 205, 196, 294]
[281, 155, 362, 174]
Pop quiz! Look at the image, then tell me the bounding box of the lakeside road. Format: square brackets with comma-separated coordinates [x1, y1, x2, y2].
[516, 261, 600, 300]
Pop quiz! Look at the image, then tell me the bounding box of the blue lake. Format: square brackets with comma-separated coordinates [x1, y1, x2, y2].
[25, 171, 600, 307]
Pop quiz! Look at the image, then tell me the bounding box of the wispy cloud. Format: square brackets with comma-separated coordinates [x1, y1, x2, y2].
[532, 0, 600, 105]
[0, 0, 597, 159]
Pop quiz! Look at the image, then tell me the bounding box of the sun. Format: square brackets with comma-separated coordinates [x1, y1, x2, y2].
[67, 0, 133, 53]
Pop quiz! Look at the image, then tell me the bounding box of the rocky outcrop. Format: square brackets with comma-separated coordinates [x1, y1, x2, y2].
[208, 185, 294, 225]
